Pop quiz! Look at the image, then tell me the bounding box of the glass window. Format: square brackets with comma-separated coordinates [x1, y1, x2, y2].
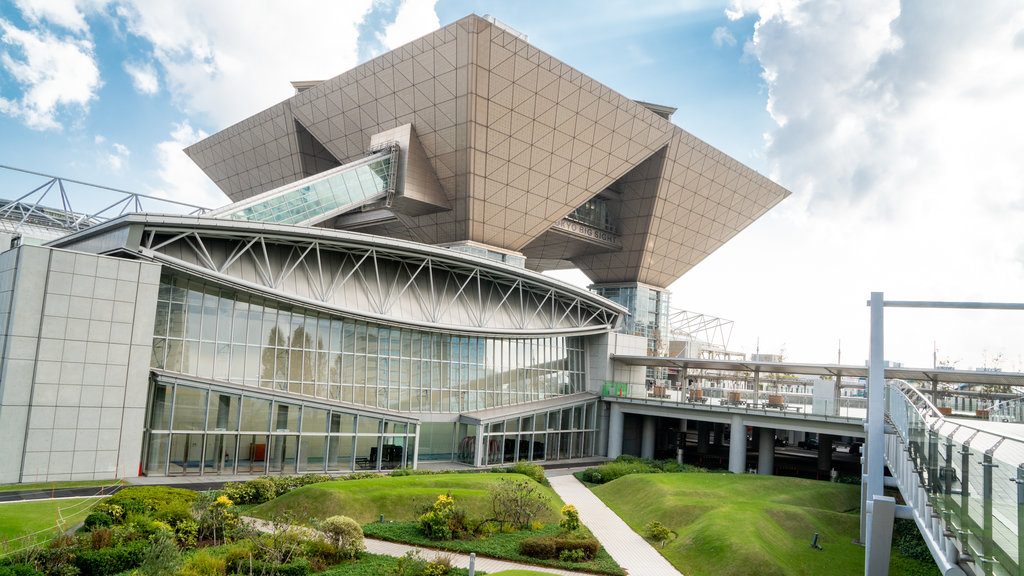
[303, 407, 328, 434]
[207, 392, 240, 431]
[357, 415, 381, 434]
[240, 397, 271, 432]
[330, 412, 355, 434]
[171, 386, 207, 431]
[148, 383, 172, 429]
[273, 402, 300, 432]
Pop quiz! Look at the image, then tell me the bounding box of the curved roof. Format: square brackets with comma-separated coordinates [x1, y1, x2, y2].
[52, 214, 625, 337]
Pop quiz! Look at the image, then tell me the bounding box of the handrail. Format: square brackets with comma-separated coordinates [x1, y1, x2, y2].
[886, 380, 1023, 576]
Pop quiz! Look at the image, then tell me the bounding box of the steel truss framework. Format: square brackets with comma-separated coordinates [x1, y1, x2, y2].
[133, 221, 621, 336]
[0, 164, 209, 234]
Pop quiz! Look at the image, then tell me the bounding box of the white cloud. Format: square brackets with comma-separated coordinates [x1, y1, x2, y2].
[0, 17, 101, 130]
[673, 0, 1024, 368]
[114, 0, 375, 127]
[14, 0, 91, 34]
[150, 121, 229, 209]
[124, 60, 158, 94]
[712, 26, 736, 47]
[379, 0, 439, 50]
[102, 141, 130, 170]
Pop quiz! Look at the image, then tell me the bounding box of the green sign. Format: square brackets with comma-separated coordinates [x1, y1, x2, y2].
[603, 382, 627, 397]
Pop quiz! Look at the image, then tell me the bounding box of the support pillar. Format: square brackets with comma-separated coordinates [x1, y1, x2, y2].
[818, 434, 834, 477]
[677, 419, 687, 464]
[697, 422, 710, 455]
[728, 414, 746, 474]
[641, 415, 655, 460]
[758, 427, 775, 475]
[865, 495, 896, 575]
[607, 403, 624, 459]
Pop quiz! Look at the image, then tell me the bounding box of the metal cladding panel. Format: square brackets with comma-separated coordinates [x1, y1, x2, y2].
[185, 101, 305, 202]
[575, 127, 790, 288]
[466, 21, 672, 251]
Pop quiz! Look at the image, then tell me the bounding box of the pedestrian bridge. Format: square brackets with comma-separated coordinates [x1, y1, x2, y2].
[609, 353, 1024, 575]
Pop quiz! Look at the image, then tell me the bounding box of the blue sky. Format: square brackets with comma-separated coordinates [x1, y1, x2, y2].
[3, 0, 1024, 369]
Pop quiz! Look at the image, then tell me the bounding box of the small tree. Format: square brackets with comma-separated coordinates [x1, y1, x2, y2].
[489, 478, 548, 530]
[559, 504, 581, 532]
[318, 515, 364, 558]
[644, 520, 671, 547]
[139, 529, 182, 576]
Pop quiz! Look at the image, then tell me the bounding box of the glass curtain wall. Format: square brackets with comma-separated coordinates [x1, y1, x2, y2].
[143, 380, 415, 476]
[151, 273, 587, 413]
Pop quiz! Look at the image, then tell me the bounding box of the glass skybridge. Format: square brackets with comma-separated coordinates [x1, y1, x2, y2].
[211, 145, 398, 227]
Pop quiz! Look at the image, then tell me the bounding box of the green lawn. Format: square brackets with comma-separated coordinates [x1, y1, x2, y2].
[0, 479, 122, 493]
[249, 473, 564, 525]
[0, 496, 105, 548]
[592, 473, 866, 576]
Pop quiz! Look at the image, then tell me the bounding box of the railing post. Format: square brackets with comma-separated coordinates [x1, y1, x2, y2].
[927, 428, 939, 494]
[944, 439, 954, 496]
[981, 451, 997, 574]
[959, 442, 972, 554]
[1015, 463, 1024, 576]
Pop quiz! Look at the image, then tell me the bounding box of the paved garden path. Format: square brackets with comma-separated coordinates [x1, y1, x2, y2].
[242, 516, 600, 576]
[547, 473, 683, 576]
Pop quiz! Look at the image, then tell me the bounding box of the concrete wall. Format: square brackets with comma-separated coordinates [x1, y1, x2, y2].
[586, 331, 647, 394]
[0, 245, 160, 483]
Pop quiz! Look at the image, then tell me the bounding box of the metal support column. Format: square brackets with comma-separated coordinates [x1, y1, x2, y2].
[864, 292, 886, 576]
[641, 415, 655, 460]
[607, 403, 624, 459]
[758, 427, 774, 475]
[728, 414, 746, 474]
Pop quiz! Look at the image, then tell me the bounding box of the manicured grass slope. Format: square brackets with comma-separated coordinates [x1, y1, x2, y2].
[593, 474, 863, 576]
[0, 497, 103, 545]
[250, 473, 563, 525]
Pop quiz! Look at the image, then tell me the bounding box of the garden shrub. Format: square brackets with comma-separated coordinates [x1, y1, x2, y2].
[491, 461, 547, 485]
[518, 534, 599, 560]
[318, 515, 363, 558]
[577, 455, 707, 484]
[75, 539, 148, 576]
[558, 548, 587, 563]
[82, 512, 113, 531]
[88, 527, 114, 550]
[106, 486, 197, 515]
[559, 504, 581, 532]
[0, 565, 43, 576]
[418, 494, 466, 540]
[221, 541, 256, 574]
[179, 548, 226, 576]
[489, 478, 548, 529]
[389, 550, 427, 576]
[138, 530, 181, 576]
[175, 519, 198, 549]
[300, 540, 339, 572]
[644, 520, 671, 543]
[275, 557, 311, 576]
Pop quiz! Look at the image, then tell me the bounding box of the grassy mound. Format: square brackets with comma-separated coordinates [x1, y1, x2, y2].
[593, 474, 864, 576]
[249, 473, 563, 525]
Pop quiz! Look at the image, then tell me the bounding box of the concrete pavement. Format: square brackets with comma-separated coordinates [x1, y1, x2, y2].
[547, 473, 682, 576]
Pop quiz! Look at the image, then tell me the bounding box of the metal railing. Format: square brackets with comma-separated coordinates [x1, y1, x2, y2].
[605, 382, 866, 419]
[886, 380, 1023, 575]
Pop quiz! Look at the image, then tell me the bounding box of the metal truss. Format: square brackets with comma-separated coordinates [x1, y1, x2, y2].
[0, 165, 210, 234]
[668, 309, 736, 359]
[139, 224, 619, 335]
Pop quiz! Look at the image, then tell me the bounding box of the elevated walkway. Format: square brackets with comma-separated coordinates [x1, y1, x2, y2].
[209, 145, 398, 226]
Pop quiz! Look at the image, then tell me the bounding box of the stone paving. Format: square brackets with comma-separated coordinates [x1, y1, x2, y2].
[547, 473, 682, 576]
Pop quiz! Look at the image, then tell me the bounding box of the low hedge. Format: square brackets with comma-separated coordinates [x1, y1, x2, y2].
[75, 540, 148, 576]
[518, 533, 599, 560]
